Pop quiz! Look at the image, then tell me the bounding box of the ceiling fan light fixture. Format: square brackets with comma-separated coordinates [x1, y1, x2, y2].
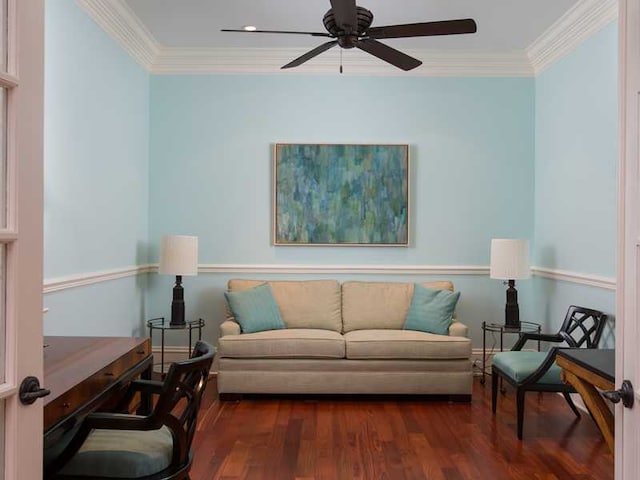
[222, 1, 478, 71]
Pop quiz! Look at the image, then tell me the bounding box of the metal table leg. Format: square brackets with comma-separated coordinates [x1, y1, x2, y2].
[481, 321, 487, 384]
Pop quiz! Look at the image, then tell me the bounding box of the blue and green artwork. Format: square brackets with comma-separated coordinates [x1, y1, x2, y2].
[274, 144, 409, 245]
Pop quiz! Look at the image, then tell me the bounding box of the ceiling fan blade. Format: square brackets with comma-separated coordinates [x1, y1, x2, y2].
[281, 40, 339, 69]
[356, 38, 422, 71]
[329, 0, 358, 33]
[221, 29, 332, 38]
[367, 19, 477, 39]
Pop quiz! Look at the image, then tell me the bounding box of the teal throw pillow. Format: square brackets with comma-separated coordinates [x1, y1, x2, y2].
[224, 283, 286, 334]
[404, 284, 461, 335]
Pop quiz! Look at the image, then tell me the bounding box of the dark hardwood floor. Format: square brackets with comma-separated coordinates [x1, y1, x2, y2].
[190, 377, 613, 480]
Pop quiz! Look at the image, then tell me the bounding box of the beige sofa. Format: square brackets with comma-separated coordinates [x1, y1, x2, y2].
[214, 279, 472, 400]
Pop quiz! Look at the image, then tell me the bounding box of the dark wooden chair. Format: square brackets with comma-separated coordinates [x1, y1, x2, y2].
[48, 340, 215, 480]
[491, 305, 607, 439]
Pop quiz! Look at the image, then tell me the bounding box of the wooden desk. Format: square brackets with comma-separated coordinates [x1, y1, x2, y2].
[43, 336, 152, 448]
[556, 348, 615, 453]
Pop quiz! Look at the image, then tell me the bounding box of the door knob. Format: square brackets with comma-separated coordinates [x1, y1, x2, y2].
[603, 380, 635, 408]
[19, 376, 51, 405]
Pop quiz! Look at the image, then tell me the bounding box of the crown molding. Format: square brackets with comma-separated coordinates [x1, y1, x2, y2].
[152, 48, 533, 77]
[527, 0, 618, 75]
[76, 0, 160, 70]
[78, 0, 616, 77]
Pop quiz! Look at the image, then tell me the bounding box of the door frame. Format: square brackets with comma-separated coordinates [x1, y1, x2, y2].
[616, 0, 640, 478]
[2, 1, 44, 478]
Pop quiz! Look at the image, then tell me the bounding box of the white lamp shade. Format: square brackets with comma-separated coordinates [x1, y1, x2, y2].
[159, 235, 198, 276]
[490, 239, 530, 280]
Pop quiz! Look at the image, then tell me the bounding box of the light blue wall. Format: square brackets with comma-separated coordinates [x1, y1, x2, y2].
[45, 277, 148, 337]
[43, 3, 618, 348]
[44, 0, 150, 335]
[148, 75, 535, 346]
[533, 22, 618, 341]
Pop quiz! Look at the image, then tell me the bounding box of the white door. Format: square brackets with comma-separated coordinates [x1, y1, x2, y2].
[0, 1, 44, 479]
[618, 1, 640, 478]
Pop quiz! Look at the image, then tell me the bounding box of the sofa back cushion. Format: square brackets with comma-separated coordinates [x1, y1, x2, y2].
[227, 279, 342, 332]
[342, 281, 454, 333]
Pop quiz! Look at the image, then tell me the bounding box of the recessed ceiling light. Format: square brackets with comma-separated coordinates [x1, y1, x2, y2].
[243, 25, 257, 31]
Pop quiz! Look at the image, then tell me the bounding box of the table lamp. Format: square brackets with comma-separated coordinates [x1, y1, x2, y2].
[490, 238, 530, 329]
[159, 235, 198, 326]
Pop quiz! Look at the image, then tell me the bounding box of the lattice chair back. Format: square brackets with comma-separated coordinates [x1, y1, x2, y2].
[153, 340, 215, 466]
[558, 305, 607, 348]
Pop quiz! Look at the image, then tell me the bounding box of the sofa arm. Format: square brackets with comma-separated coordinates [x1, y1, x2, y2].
[220, 320, 241, 337]
[449, 320, 468, 338]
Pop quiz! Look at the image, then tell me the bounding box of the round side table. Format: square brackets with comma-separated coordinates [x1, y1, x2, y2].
[147, 317, 205, 375]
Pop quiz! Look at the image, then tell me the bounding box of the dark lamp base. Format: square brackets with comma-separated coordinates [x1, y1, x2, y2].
[504, 279, 521, 329]
[170, 275, 186, 326]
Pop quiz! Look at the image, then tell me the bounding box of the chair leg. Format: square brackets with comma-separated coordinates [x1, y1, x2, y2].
[516, 388, 525, 440]
[491, 368, 499, 414]
[562, 392, 582, 418]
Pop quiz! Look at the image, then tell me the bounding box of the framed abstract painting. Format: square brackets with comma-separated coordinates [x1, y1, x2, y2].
[273, 143, 409, 246]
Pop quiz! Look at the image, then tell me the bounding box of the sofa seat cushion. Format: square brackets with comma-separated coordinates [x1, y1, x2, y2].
[344, 329, 471, 360]
[218, 329, 345, 359]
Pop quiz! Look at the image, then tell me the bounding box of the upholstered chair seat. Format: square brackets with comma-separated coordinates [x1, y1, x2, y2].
[492, 351, 564, 385]
[57, 426, 173, 478]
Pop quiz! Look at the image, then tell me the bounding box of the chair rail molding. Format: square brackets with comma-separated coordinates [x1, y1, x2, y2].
[531, 266, 616, 290]
[43, 264, 154, 294]
[43, 263, 616, 293]
[196, 263, 489, 275]
[77, 0, 616, 77]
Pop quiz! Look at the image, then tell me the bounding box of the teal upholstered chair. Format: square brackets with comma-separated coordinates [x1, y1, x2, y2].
[49, 340, 215, 480]
[491, 306, 607, 439]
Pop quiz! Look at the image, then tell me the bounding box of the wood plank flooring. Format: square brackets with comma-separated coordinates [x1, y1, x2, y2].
[190, 377, 613, 480]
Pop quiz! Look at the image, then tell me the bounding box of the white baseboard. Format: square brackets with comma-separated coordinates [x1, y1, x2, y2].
[151, 345, 218, 375]
[565, 392, 589, 413]
[153, 346, 522, 377]
[150, 346, 189, 373]
[471, 347, 502, 376]
[559, 392, 615, 414]
[471, 348, 541, 377]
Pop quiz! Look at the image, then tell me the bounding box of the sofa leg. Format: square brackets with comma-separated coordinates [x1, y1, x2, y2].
[219, 393, 243, 402]
[448, 394, 472, 403]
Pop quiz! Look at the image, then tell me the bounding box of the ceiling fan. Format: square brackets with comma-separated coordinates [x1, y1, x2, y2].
[222, 0, 477, 71]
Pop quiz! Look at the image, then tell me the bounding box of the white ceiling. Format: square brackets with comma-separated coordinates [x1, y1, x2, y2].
[124, 0, 580, 51]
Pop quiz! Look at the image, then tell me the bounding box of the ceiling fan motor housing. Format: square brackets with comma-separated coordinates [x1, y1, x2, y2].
[323, 6, 373, 48]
